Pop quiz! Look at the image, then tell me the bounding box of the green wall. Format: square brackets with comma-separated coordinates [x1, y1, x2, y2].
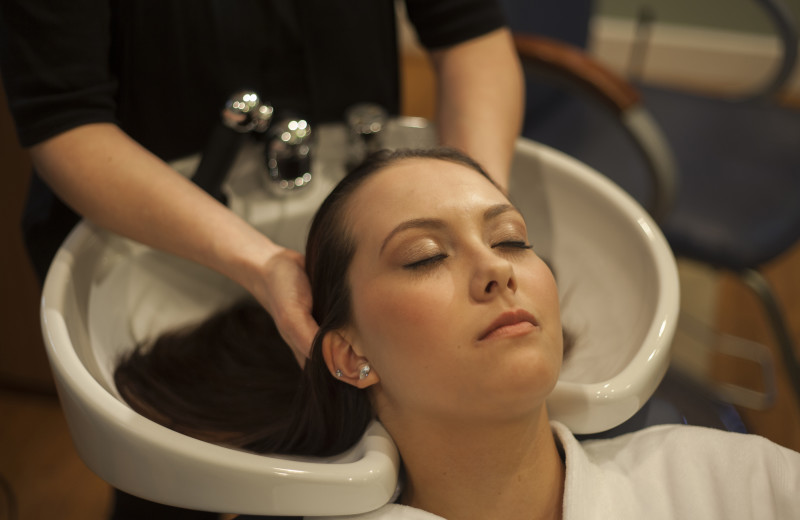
[596, 0, 800, 35]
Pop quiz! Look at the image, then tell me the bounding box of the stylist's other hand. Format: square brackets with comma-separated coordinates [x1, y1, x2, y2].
[252, 247, 318, 366]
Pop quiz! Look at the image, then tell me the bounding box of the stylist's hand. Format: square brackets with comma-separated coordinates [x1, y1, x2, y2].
[28, 124, 319, 363]
[251, 247, 318, 366]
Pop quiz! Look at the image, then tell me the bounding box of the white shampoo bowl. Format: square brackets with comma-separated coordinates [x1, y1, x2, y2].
[41, 134, 678, 515]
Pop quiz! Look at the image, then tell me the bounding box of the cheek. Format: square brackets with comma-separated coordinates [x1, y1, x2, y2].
[349, 273, 461, 387]
[517, 261, 564, 361]
[352, 274, 457, 353]
[522, 261, 561, 322]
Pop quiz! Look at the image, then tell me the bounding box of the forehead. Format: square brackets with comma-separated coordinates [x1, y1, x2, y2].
[344, 157, 510, 238]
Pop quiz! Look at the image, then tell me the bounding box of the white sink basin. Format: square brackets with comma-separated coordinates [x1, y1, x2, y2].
[41, 126, 678, 515]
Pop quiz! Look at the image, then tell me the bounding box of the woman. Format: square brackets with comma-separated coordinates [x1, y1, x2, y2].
[116, 148, 799, 519]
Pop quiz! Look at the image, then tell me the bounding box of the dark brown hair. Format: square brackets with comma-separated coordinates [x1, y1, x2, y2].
[115, 148, 498, 456]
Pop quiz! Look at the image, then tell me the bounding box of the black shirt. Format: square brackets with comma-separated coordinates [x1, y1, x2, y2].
[1, 0, 504, 157]
[0, 0, 505, 278]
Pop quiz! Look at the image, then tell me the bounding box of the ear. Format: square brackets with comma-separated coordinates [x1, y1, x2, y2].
[321, 330, 379, 389]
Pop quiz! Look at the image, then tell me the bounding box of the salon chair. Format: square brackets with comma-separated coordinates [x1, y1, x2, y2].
[504, 0, 800, 416]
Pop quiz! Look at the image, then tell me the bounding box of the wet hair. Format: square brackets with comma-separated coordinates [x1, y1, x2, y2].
[115, 147, 500, 456]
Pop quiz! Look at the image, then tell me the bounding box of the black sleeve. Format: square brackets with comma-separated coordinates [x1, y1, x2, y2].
[404, 0, 507, 51]
[0, 0, 118, 147]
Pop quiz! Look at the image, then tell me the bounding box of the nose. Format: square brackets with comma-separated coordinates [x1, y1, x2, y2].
[470, 248, 517, 302]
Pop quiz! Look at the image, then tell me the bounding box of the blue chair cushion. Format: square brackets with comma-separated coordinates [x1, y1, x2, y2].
[644, 86, 800, 270]
[521, 85, 800, 271]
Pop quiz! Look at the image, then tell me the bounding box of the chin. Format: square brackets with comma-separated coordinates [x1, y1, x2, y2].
[472, 361, 560, 416]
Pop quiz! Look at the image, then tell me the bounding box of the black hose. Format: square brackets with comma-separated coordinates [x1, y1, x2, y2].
[191, 124, 248, 205]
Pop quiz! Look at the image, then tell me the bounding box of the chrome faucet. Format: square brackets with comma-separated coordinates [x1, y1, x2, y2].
[195, 93, 391, 200]
[192, 90, 273, 204]
[264, 116, 313, 194]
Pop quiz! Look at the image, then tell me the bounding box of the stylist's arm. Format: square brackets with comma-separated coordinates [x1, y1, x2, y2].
[30, 122, 318, 365]
[432, 27, 524, 190]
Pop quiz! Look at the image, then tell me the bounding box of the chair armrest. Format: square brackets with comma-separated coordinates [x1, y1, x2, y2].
[748, 0, 799, 102]
[512, 33, 677, 221]
[513, 33, 640, 114]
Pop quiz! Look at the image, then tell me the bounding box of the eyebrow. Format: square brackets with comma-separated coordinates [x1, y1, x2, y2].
[379, 203, 520, 255]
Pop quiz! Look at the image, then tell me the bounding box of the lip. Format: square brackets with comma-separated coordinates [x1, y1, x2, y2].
[478, 309, 539, 342]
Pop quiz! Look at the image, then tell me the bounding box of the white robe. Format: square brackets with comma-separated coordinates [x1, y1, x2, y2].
[314, 421, 800, 519]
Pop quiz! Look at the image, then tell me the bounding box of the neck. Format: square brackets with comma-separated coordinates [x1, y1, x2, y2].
[386, 406, 564, 520]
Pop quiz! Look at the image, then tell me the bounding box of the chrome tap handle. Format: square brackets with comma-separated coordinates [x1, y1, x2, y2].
[346, 103, 388, 166]
[222, 90, 274, 133]
[347, 103, 388, 141]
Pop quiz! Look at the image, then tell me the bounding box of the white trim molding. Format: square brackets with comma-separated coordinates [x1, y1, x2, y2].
[589, 16, 800, 98]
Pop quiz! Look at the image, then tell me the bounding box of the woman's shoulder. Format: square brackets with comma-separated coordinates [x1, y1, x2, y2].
[552, 421, 800, 519]
[311, 504, 444, 520]
[562, 420, 800, 478]
[579, 422, 797, 463]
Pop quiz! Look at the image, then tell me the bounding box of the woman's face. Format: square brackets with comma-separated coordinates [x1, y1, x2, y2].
[340, 158, 563, 424]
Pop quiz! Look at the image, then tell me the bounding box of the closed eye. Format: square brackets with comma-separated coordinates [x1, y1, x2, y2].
[403, 254, 449, 270]
[492, 241, 533, 250]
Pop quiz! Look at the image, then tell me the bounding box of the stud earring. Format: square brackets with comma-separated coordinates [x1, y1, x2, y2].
[335, 369, 343, 378]
[358, 364, 371, 380]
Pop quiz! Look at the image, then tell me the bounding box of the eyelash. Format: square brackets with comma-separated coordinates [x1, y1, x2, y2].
[493, 241, 533, 251]
[404, 254, 448, 270]
[403, 241, 532, 270]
